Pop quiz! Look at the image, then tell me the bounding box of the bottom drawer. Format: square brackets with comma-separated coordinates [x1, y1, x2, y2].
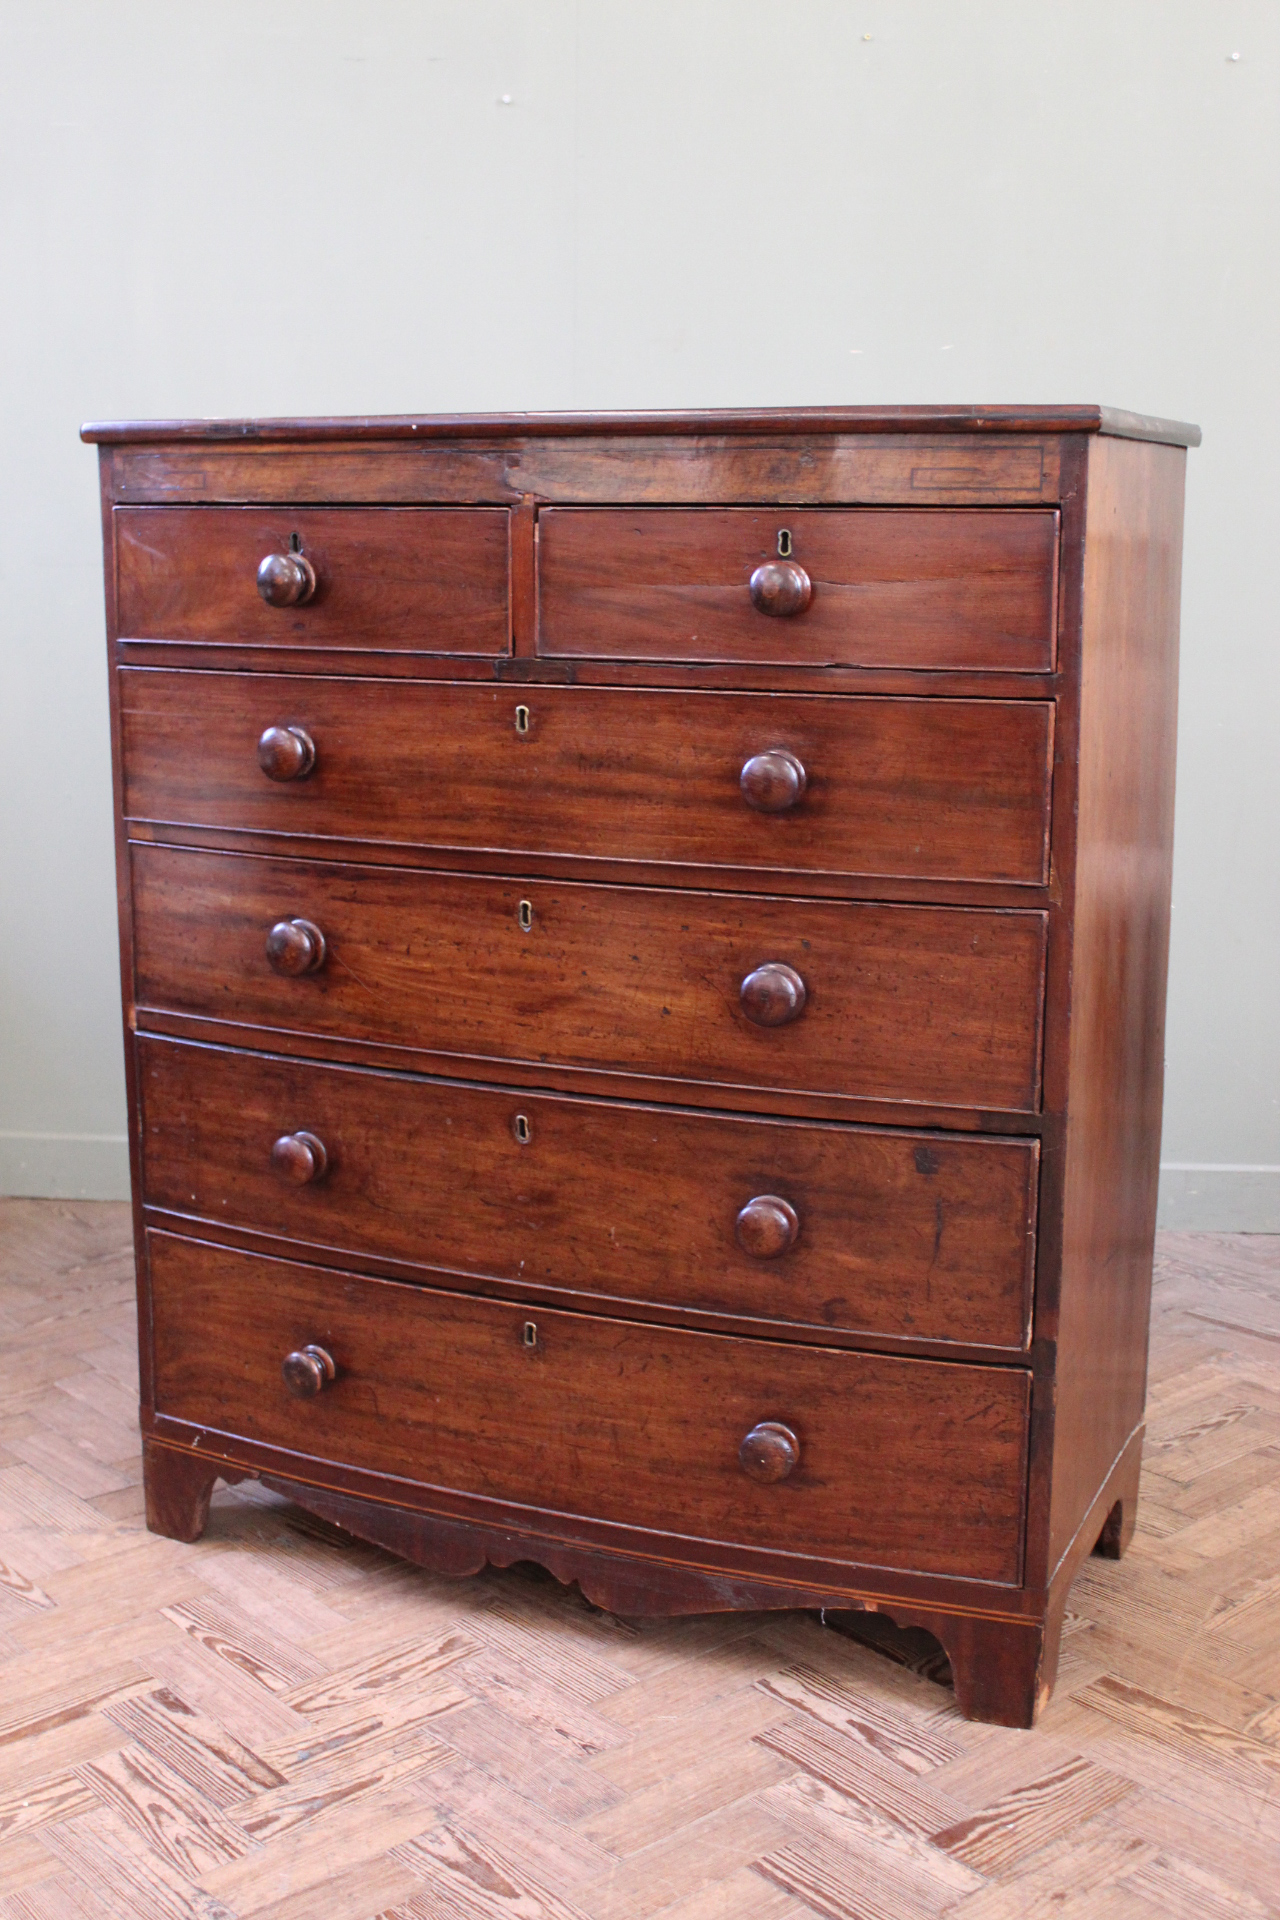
[148, 1232, 1030, 1584]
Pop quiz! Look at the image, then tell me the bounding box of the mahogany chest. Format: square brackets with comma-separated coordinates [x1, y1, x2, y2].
[83, 406, 1196, 1726]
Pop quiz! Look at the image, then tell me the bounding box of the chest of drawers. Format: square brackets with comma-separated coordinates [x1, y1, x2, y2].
[83, 405, 1196, 1726]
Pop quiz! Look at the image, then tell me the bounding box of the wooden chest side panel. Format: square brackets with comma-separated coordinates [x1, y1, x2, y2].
[129, 846, 1048, 1112]
[1048, 436, 1185, 1575]
[147, 1230, 1031, 1582]
[137, 1036, 1038, 1351]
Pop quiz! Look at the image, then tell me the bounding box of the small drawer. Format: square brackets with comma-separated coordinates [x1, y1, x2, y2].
[138, 1037, 1038, 1350]
[120, 671, 1054, 887]
[130, 846, 1047, 1112]
[148, 1231, 1031, 1582]
[537, 507, 1058, 671]
[114, 506, 511, 654]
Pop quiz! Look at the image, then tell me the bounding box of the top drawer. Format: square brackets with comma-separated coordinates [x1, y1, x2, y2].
[537, 507, 1058, 671]
[114, 507, 511, 655]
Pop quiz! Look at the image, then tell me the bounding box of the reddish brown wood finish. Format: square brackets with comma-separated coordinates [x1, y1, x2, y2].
[538, 508, 1058, 670]
[129, 845, 1048, 1111]
[257, 724, 315, 781]
[81, 404, 1201, 446]
[141, 1439, 224, 1542]
[119, 672, 1054, 888]
[89, 406, 1193, 1729]
[1046, 436, 1186, 1578]
[734, 1194, 801, 1261]
[147, 1231, 1031, 1582]
[114, 507, 511, 653]
[136, 1036, 1039, 1351]
[739, 1422, 801, 1483]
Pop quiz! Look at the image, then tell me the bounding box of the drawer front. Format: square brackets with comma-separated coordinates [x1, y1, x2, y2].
[131, 846, 1048, 1111]
[121, 672, 1054, 888]
[114, 507, 511, 654]
[538, 507, 1058, 670]
[139, 1038, 1038, 1350]
[148, 1231, 1031, 1581]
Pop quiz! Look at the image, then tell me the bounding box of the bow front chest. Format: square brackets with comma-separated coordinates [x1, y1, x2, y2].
[84, 405, 1196, 1725]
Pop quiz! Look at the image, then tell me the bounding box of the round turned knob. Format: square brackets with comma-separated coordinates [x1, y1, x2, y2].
[749, 561, 812, 618]
[272, 1131, 328, 1184]
[281, 1345, 336, 1398]
[258, 725, 316, 782]
[739, 1421, 800, 1483]
[736, 1195, 800, 1259]
[740, 963, 806, 1028]
[257, 551, 317, 608]
[740, 750, 807, 813]
[265, 918, 326, 976]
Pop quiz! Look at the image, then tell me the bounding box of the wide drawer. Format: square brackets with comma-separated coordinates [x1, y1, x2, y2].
[131, 846, 1048, 1111]
[114, 507, 511, 654]
[120, 672, 1054, 888]
[148, 1231, 1031, 1581]
[138, 1037, 1038, 1350]
[537, 507, 1058, 670]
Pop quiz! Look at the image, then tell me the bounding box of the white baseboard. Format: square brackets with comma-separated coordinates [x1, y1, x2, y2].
[1, 1135, 1276, 1231]
[0, 1133, 131, 1201]
[1157, 1164, 1280, 1232]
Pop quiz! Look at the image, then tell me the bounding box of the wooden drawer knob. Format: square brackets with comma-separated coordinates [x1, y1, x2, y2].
[736, 1195, 800, 1258]
[257, 551, 316, 608]
[739, 1421, 800, 1483]
[740, 750, 806, 813]
[281, 1344, 335, 1398]
[272, 1131, 328, 1184]
[749, 561, 811, 618]
[740, 963, 806, 1027]
[258, 725, 316, 782]
[266, 918, 326, 976]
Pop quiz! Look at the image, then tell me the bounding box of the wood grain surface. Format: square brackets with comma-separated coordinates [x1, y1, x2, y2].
[1048, 437, 1187, 1576]
[537, 507, 1059, 670]
[128, 845, 1049, 1111]
[114, 506, 512, 653]
[145, 1230, 1032, 1583]
[136, 1036, 1039, 1352]
[80, 402, 1202, 442]
[0, 1200, 1270, 1920]
[119, 672, 1054, 888]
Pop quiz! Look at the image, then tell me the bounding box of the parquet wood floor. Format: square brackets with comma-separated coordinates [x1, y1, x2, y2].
[1, 1201, 1278, 1918]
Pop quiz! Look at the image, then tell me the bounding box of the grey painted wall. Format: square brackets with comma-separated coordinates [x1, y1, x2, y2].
[2, 1, 1276, 1226]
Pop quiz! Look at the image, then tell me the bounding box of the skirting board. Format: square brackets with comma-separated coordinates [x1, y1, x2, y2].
[0, 1133, 130, 1201]
[1157, 1165, 1280, 1232]
[1, 1134, 1277, 1231]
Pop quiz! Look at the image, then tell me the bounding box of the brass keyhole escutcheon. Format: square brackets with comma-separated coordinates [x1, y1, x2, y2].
[777, 528, 793, 558]
[513, 1112, 532, 1145]
[518, 899, 533, 932]
[523, 1320, 538, 1350]
[514, 704, 531, 736]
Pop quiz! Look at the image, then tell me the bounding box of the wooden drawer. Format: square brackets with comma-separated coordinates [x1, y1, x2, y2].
[139, 1037, 1038, 1350]
[148, 1231, 1031, 1582]
[537, 507, 1058, 670]
[131, 846, 1048, 1111]
[121, 671, 1054, 888]
[114, 507, 511, 654]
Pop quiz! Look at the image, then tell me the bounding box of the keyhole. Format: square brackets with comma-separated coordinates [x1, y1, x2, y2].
[523, 1321, 538, 1350]
[518, 899, 533, 932]
[513, 1113, 532, 1145]
[289, 531, 302, 553]
[777, 529, 792, 558]
[514, 705, 531, 736]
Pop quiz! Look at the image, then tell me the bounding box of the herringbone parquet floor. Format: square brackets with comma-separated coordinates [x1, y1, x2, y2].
[1, 1200, 1278, 1918]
